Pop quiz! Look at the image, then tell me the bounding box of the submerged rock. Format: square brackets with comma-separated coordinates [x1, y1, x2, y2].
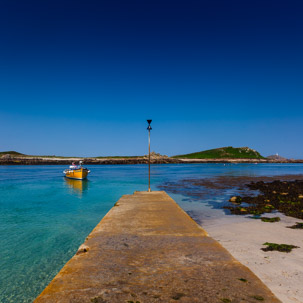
[229, 196, 242, 204]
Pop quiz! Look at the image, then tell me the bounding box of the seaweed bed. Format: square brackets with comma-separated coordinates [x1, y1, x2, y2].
[225, 180, 303, 219]
[260, 217, 280, 223]
[249, 216, 281, 223]
[261, 242, 299, 253]
[287, 222, 303, 229]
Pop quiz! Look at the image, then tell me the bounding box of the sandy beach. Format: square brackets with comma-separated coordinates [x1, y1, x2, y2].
[161, 174, 303, 302]
[203, 214, 303, 303]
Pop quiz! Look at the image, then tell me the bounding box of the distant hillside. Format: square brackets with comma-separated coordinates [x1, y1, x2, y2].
[0, 151, 26, 157]
[173, 146, 264, 159]
[0, 151, 81, 158]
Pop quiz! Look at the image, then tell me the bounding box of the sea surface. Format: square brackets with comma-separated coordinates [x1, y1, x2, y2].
[1, 163, 303, 302]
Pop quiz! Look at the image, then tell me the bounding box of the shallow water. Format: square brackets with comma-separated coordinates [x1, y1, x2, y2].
[1, 163, 303, 302]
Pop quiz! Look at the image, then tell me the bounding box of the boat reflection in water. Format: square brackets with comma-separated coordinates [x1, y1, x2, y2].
[64, 178, 89, 196]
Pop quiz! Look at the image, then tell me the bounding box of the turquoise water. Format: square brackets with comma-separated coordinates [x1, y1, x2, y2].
[1, 163, 303, 302]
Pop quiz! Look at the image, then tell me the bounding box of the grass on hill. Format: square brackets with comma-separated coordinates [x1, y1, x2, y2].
[173, 146, 264, 159]
[0, 151, 80, 158]
[0, 151, 26, 157]
[0, 151, 86, 159]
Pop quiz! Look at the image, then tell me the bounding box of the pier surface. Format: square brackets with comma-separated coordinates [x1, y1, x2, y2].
[35, 191, 280, 302]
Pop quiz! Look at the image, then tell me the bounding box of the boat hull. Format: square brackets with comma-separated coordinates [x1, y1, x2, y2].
[64, 168, 89, 180]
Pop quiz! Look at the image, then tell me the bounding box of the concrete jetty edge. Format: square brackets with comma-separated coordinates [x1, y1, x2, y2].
[35, 191, 281, 302]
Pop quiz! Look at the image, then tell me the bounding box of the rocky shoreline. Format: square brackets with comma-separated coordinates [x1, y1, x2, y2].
[0, 156, 180, 165]
[1, 156, 303, 165]
[225, 179, 303, 219]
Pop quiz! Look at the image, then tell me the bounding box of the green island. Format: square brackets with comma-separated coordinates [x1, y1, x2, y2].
[172, 146, 264, 159]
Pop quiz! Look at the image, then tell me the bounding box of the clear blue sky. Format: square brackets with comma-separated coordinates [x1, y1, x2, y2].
[1, 0, 303, 158]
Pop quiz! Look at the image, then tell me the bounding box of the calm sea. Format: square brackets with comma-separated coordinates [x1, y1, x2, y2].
[1, 163, 303, 302]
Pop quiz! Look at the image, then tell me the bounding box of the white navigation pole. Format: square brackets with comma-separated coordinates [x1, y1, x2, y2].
[147, 119, 152, 192]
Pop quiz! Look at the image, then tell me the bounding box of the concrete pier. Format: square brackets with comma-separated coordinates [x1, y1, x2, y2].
[35, 191, 280, 302]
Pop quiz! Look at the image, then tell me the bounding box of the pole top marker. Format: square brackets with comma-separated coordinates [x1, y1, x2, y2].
[147, 120, 152, 131]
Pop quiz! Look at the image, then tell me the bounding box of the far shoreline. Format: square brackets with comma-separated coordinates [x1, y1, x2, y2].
[1, 157, 303, 165]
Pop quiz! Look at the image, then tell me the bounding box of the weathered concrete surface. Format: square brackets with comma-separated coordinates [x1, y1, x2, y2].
[35, 191, 280, 303]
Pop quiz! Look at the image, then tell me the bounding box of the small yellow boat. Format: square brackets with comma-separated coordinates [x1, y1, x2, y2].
[63, 161, 90, 180]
